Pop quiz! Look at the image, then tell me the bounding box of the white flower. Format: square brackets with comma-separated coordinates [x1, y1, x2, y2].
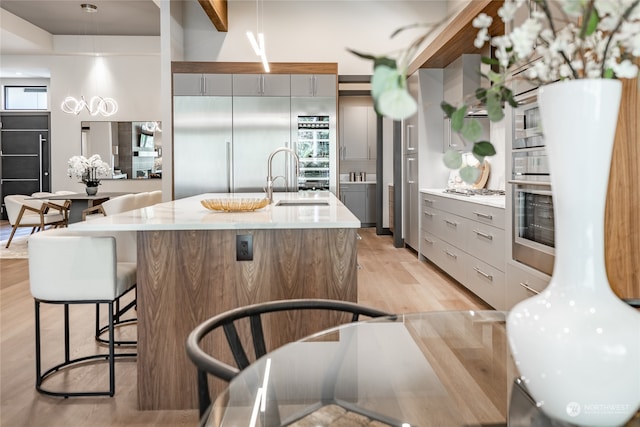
[510, 18, 543, 60]
[67, 154, 110, 182]
[611, 59, 639, 78]
[472, 13, 493, 29]
[498, 1, 519, 22]
[475, 27, 490, 49]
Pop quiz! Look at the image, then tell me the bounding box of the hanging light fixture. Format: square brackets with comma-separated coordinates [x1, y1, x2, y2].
[246, 0, 269, 72]
[61, 3, 119, 116]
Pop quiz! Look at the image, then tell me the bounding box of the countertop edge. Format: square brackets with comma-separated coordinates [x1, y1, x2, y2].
[420, 188, 506, 209]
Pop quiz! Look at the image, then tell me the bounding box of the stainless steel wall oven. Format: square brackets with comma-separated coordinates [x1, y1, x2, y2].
[509, 69, 555, 275]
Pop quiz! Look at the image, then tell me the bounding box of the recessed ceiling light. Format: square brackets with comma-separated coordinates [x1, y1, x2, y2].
[81, 3, 97, 13]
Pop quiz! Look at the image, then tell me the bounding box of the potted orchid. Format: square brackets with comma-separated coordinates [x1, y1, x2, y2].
[352, 1, 640, 426]
[67, 154, 110, 195]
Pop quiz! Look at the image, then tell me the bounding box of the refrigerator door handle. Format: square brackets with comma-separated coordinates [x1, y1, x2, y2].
[227, 141, 233, 193]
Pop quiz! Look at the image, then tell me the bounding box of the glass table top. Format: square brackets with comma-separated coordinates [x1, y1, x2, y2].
[207, 310, 515, 427]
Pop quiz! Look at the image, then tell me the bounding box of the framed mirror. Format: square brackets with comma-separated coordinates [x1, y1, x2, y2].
[81, 121, 162, 180]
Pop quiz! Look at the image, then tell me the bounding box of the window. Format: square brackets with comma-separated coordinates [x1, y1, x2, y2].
[4, 86, 48, 110]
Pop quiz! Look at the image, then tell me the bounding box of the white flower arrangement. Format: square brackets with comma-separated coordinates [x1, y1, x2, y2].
[351, 0, 640, 182]
[67, 154, 110, 185]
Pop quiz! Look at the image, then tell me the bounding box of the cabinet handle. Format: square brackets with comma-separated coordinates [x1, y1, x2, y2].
[474, 267, 493, 281]
[473, 229, 493, 240]
[444, 219, 458, 227]
[444, 250, 457, 259]
[519, 282, 539, 295]
[423, 237, 435, 245]
[424, 198, 434, 205]
[473, 211, 493, 220]
[406, 124, 415, 151]
[423, 211, 433, 217]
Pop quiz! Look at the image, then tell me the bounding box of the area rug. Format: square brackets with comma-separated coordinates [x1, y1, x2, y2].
[0, 235, 29, 259]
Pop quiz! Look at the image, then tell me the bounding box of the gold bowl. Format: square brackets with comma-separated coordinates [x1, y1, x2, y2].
[201, 198, 270, 212]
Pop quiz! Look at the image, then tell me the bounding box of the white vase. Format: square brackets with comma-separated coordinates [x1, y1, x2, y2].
[506, 79, 640, 427]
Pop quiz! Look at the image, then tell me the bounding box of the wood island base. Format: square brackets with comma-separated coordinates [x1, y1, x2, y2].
[136, 227, 358, 410]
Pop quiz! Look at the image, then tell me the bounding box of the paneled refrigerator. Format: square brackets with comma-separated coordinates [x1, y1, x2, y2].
[173, 96, 291, 198]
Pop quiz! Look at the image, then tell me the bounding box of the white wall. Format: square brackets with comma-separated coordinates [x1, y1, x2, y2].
[1, 54, 162, 194]
[180, 0, 450, 75]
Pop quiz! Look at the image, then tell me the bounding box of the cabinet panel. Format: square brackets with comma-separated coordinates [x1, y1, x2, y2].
[366, 183, 376, 224]
[505, 261, 550, 309]
[233, 74, 290, 96]
[420, 230, 441, 266]
[467, 223, 506, 270]
[436, 239, 467, 284]
[291, 74, 336, 97]
[341, 185, 366, 223]
[173, 74, 232, 96]
[465, 258, 506, 310]
[458, 202, 505, 226]
[435, 211, 467, 250]
[340, 106, 369, 160]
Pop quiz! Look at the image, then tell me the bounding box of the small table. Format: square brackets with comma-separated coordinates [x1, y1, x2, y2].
[37, 192, 131, 223]
[208, 311, 515, 426]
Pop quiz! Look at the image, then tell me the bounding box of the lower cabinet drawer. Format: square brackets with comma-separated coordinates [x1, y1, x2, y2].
[505, 261, 551, 310]
[467, 223, 506, 270]
[465, 258, 506, 310]
[420, 230, 441, 265]
[436, 239, 467, 285]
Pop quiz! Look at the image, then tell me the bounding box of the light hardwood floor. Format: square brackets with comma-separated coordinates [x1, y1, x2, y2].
[0, 225, 489, 427]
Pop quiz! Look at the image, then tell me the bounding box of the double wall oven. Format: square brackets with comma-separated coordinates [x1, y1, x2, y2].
[509, 67, 555, 276]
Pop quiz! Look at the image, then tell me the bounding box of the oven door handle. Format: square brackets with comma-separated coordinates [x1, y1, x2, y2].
[508, 179, 552, 187]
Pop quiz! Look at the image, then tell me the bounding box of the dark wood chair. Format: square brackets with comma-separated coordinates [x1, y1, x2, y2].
[185, 298, 392, 419]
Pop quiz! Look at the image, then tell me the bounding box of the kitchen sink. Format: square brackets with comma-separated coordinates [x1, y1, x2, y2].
[275, 200, 329, 207]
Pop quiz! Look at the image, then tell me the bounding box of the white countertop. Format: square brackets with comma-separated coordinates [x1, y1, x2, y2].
[420, 188, 506, 209]
[69, 191, 360, 231]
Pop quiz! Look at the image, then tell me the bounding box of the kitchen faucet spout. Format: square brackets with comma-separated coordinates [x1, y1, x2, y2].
[267, 147, 300, 203]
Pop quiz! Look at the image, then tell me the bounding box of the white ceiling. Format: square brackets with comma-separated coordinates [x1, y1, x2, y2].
[1, 0, 160, 37]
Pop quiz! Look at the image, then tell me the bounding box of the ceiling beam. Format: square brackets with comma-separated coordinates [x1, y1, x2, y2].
[408, 0, 504, 74]
[198, 0, 228, 32]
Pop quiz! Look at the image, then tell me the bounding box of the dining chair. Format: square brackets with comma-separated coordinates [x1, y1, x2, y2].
[133, 192, 151, 209]
[3, 194, 69, 248]
[82, 193, 136, 220]
[28, 227, 138, 397]
[185, 299, 392, 418]
[148, 190, 163, 205]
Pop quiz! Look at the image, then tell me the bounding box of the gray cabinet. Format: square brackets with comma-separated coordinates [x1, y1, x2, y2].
[291, 75, 336, 97]
[339, 103, 377, 160]
[340, 183, 376, 226]
[173, 74, 232, 96]
[420, 192, 507, 309]
[232, 74, 291, 96]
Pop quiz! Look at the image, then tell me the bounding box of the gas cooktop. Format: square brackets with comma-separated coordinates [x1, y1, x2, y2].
[443, 188, 506, 196]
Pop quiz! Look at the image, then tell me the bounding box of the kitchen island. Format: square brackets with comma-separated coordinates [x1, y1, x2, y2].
[70, 191, 360, 410]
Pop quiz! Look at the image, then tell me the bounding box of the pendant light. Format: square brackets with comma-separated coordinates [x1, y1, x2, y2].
[61, 3, 118, 116]
[246, 0, 269, 72]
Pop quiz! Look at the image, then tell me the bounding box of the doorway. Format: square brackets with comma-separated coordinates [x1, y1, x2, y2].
[0, 112, 51, 219]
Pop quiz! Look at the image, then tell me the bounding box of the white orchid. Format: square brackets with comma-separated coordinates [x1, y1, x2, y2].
[68, 154, 110, 184]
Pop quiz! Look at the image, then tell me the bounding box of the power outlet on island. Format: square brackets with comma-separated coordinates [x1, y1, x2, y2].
[236, 235, 253, 261]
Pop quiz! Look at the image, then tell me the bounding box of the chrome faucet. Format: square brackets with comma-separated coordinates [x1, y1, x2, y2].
[267, 147, 300, 203]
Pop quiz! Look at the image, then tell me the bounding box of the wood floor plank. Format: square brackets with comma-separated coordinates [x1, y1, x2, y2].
[0, 225, 489, 426]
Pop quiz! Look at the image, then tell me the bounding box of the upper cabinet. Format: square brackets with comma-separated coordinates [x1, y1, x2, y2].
[291, 75, 336, 97]
[339, 99, 377, 161]
[232, 74, 291, 96]
[173, 74, 233, 96]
